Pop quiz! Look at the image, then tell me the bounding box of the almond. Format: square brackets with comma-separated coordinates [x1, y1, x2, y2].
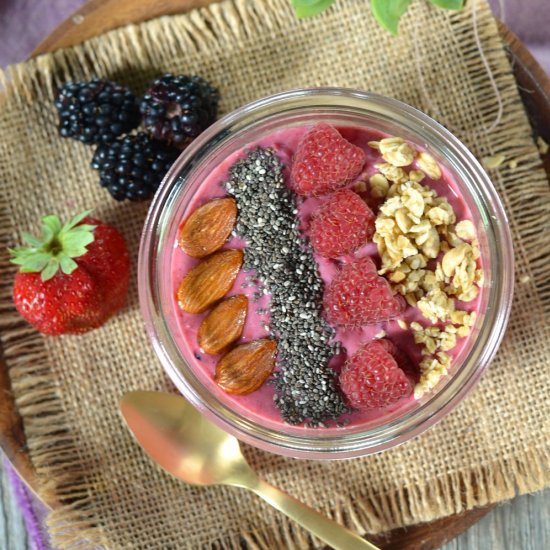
[177, 249, 243, 313]
[198, 295, 248, 355]
[178, 198, 237, 258]
[215, 339, 277, 395]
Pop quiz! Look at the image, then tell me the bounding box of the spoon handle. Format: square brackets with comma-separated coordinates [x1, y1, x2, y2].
[251, 479, 380, 550]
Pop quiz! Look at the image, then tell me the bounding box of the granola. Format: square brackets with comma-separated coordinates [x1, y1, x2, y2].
[371, 136, 484, 397]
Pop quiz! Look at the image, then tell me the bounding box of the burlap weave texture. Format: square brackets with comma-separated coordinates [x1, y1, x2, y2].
[1, 0, 549, 548]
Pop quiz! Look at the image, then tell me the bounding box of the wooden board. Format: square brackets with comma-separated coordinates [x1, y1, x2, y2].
[0, 1, 548, 548]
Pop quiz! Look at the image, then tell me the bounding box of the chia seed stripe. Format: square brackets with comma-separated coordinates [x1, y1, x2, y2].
[225, 147, 347, 425]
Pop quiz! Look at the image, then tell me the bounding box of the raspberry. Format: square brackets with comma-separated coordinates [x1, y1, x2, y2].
[339, 339, 414, 410]
[291, 124, 366, 196]
[377, 338, 420, 383]
[309, 189, 375, 258]
[323, 256, 405, 327]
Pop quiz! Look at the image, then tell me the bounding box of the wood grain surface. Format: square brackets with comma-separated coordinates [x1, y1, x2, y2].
[0, 1, 547, 549]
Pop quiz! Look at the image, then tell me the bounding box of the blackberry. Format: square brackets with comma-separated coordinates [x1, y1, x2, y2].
[91, 133, 179, 201]
[139, 74, 219, 146]
[55, 79, 140, 144]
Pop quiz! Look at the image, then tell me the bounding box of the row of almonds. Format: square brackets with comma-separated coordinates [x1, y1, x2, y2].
[177, 197, 276, 395]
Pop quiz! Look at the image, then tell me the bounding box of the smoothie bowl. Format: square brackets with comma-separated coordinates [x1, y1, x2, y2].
[138, 89, 514, 459]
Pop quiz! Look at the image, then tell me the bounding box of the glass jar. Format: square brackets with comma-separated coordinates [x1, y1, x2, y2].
[138, 88, 514, 459]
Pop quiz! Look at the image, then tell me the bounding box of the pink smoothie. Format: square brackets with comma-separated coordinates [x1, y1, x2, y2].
[169, 126, 482, 430]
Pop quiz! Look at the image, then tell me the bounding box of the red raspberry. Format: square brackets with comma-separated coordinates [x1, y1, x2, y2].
[291, 124, 366, 196]
[323, 256, 405, 327]
[340, 339, 414, 410]
[309, 189, 375, 258]
[377, 338, 420, 383]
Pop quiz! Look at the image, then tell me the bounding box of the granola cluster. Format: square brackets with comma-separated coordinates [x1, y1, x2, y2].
[368, 137, 484, 397]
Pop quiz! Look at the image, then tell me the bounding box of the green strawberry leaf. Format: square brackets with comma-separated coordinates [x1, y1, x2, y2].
[291, 0, 336, 18]
[22, 232, 43, 248]
[428, 0, 464, 9]
[41, 215, 62, 244]
[41, 258, 60, 281]
[59, 230, 95, 258]
[18, 252, 52, 272]
[59, 255, 79, 275]
[63, 209, 93, 231]
[9, 210, 96, 280]
[370, 0, 412, 35]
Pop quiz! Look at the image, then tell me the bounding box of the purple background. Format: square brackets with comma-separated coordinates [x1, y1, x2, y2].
[0, 0, 549, 73]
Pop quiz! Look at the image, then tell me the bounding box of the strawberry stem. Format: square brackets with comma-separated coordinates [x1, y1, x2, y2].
[9, 210, 96, 281]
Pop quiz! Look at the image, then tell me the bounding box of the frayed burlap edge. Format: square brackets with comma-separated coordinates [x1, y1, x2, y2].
[1, 0, 549, 548]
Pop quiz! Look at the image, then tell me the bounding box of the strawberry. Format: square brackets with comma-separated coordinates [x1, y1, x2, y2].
[309, 189, 375, 258]
[339, 339, 414, 410]
[290, 124, 366, 196]
[323, 256, 405, 327]
[10, 211, 129, 335]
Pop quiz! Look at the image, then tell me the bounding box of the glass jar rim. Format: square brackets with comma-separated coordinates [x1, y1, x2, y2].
[138, 88, 514, 459]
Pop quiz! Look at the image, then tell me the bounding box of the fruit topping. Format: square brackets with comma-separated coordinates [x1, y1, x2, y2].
[55, 80, 140, 144]
[323, 256, 405, 327]
[339, 339, 414, 410]
[177, 249, 243, 313]
[178, 198, 237, 258]
[215, 339, 277, 395]
[91, 132, 179, 201]
[309, 189, 375, 258]
[10, 211, 129, 335]
[290, 124, 366, 196]
[140, 74, 219, 147]
[198, 295, 248, 355]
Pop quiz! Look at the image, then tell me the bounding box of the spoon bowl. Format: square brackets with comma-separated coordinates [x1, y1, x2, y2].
[120, 390, 254, 487]
[120, 390, 379, 550]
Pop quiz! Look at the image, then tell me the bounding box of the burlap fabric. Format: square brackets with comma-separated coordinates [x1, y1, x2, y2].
[1, 0, 549, 548]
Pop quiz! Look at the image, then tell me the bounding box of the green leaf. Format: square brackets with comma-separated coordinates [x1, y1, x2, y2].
[59, 255, 79, 275]
[67, 224, 96, 235]
[428, 0, 464, 9]
[370, 0, 412, 35]
[41, 215, 62, 244]
[9, 248, 34, 265]
[41, 258, 60, 281]
[59, 230, 95, 258]
[63, 209, 93, 231]
[22, 232, 43, 248]
[10, 210, 96, 279]
[291, 0, 336, 18]
[18, 252, 51, 272]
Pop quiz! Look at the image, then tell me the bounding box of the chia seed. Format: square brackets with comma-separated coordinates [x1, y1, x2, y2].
[224, 147, 347, 425]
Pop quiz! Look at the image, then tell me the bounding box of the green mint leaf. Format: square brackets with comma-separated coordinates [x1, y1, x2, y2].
[291, 0, 336, 18]
[370, 0, 412, 35]
[41, 258, 60, 282]
[63, 209, 93, 231]
[59, 255, 79, 275]
[22, 232, 43, 248]
[428, 0, 464, 9]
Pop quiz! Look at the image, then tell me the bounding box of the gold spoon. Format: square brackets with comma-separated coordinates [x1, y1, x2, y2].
[120, 390, 379, 550]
